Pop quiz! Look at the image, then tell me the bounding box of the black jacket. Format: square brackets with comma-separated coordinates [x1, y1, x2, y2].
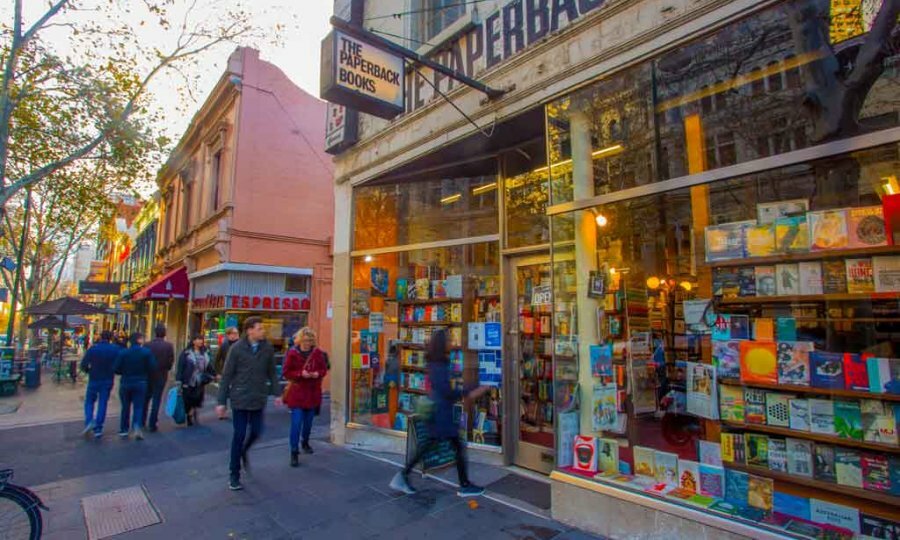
[176, 348, 215, 388]
[213, 338, 237, 375]
[216, 338, 279, 411]
[146, 338, 175, 380]
[113, 345, 156, 384]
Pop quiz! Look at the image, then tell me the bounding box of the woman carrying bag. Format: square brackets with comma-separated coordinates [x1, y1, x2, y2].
[279, 327, 328, 467]
[176, 335, 216, 426]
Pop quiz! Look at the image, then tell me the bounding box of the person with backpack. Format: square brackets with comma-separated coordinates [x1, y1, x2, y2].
[389, 329, 488, 497]
[279, 327, 328, 467]
[113, 332, 156, 440]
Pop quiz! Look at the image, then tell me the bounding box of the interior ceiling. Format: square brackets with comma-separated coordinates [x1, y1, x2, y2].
[370, 106, 546, 184]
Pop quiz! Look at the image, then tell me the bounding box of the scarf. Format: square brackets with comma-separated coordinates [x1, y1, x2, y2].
[187, 349, 209, 387]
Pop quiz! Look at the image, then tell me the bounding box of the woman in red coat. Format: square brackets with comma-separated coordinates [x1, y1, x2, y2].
[281, 327, 328, 467]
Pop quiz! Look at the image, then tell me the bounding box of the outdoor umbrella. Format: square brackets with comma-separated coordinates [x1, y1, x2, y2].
[27, 315, 92, 330]
[24, 297, 107, 366]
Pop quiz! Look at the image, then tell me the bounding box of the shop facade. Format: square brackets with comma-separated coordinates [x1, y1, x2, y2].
[329, 0, 900, 537]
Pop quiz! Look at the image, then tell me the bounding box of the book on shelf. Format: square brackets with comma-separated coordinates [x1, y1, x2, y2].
[758, 199, 809, 224]
[834, 400, 864, 441]
[775, 263, 801, 296]
[822, 259, 848, 294]
[775, 317, 797, 342]
[789, 398, 811, 432]
[678, 459, 701, 494]
[809, 398, 836, 435]
[633, 446, 656, 478]
[768, 438, 788, 472]
[712, 268, 741, 298]
[745, 223, 776, 257]
[396, 279, 408, 300]
[655, 451, 679, 486]
[786, 438, 814, 477]
[754, 265, 777, 297]
[777, 341, 813, 386]
[843, 353, 869, 392]
[698, 440, 723, 466]
[713, 339, 742, 379]
[808, 209, 849, 251]
[861, 452, 890, 492]
[814, 444, 836, 483]
[753, 318, 774, 341]
[597, 438, 619, 474]
[866, 357, 900, 395]
[798, 261, 824, 296]
[589, 344, 613, 378]
[775, 215, 810, 254]
[765, 393, 793, 427]
[737, 267, 756, 297]
[724, 469, 749, 507]
[747, 474, 774, 511]
[572, 435, 598, 474]
[861, 514, 900, 539]
[860, 399, 898, 445]
[744, 388, 767, 424]
[699, 464, 725, 498]
[720, 432, 745, 464]
[845, 257, 875, 294]
[705, 221, 752, 262]
[745, 433, 769, 468]
[891, 455, 900, 497]
[810, 351, 846, 390]
[872, 255, 900, 293]
[834, 448, 863, 488]
[740, 341, 777, 384]
[719, 385, 745, 423]
[445, 275, 463, 298]
[848, 205, 887, 248]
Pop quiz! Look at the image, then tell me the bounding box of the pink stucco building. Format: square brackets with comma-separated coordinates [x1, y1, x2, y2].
[138, 47, 334, 361]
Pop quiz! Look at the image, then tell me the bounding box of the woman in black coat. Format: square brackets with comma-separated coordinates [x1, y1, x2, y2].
[176, 335, 215, 426]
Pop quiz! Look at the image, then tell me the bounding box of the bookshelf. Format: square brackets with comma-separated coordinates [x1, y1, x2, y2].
[719, 292, 900, 304]
[707, 245, 899, 268]
[719, 378, 900, 403]
[721, 420, 900, 454]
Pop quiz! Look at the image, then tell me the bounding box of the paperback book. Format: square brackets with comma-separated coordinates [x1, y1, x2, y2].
[598, 438, 619, 474]
[861, 453, 890, 492]
[860, 399, 898, 444]
[745, 433, 769, 468]
[768, 438, 788, 472]
[847, 205, 887, 248]
[814, 444, 836, 483]
[872, 255, 900, 293]
[678, 459, 701, 494]
[777, 341, 813, 386]
[698, 440, 723, 466]
[808, 209, 849, 251]
[633, 446, 656, 478]
[786, 438, 814, 477]
[775, 263, 801, 296]
[755, 265, 777, 297]
[810, 351, 846, 390]
[834, 448, 863, 488]
[712, 268, 741, 298]
[740, 341, 777, 384]
[833, 399, 863, 441]
[718, 385, 745, 423]
[765, 392, 792, 427]
[775, 215, 809, 254]
[758, 199, 808, 224]
[713, 340, 742, 379]
[745, 224, 776, 257]
[724, 469, 749, 507]
[738, 267, 757, 297]
[788, 398, 811, 431]
[845, 258, 875, 294]
[747, 474, 774, 511]
[654, 451, 679, 486]
[589, 344, 614, 378]
[744, 388, 767, 424]
[822, 260, 848, 294]
[843, 353, 869, 391]
[698, 464, 725, 498]
[809, 398, 836, 435]
[720, 433, 745, 464]
[867, 357, 900, 395]
[705, 222, 751, 262]
[798, 261, 824, 295]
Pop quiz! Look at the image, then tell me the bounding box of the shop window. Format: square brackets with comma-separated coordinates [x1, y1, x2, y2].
[504, 142, 551, 248]
[410, 0, 466, 44]
[549, 143, 900, 535]
[349, 242, 502, 446]
[766, 61, 784, 92]
[284, 275, 310, 294]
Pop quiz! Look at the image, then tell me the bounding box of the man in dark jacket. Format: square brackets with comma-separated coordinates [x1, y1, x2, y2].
[216, 317, 279, 491]
[114, 332, 156, 440]
[143, 324, 175, 432]
[213, 326, 239, 375]
[80, 330, 120, 439]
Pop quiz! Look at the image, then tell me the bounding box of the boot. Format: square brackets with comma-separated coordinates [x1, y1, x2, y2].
[290, 451, 300, 468]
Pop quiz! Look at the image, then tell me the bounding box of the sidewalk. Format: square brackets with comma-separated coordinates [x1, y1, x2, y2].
[0, 375, 121, 430]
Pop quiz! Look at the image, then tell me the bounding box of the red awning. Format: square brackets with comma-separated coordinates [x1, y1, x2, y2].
[133, 267, 189, 301]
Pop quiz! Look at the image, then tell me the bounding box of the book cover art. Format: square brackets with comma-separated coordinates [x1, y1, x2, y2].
[861, 399, 899, 444]
[712, 267, 741, 298]
[754, 266, 777, 297]
[753, 317, 774, 341]
[809, 398, 835, 435]
[572, 435, 598, 473]
[786, 438, 814, 477]
[633, 446, 656, 478]
[724, 469, 749, 507]
[370, 268, 389, 296]
[845, 257, 875, 294]
[775, 215, 809, 253]
[810, 351, 846, 389]
[713, 339, 742, 379]
[765, 392, 793, 427]
[834, 448, 863, 488]
[798, 261, 824, 295]
[737, 267, 756, 297]
[729, 315, 751, 340]
[860, 513, 900, 540]
[745, 433, 769, 467]
[873, 255, 900, 293]
[396, 279, 408, 300]
[705, 221, 751, 262]
[777, 341, 813, 386]
[843, 354, 869, 391]
[861, 453, 890, 492]
[809, 499, 860, 535]
[720, 433, 746, 464]
[740, 341, 777, 384]
[414, 278, 431, 300]
[744, 388, 767, 424]
[848, 205, 887, 248]
[589, 344, 613, 378]
[719, 385, 745, 423]
[431, 279, 447, 298]
[822, 260, 848, 294]
[776, 263, 801, 295]
[834, 400, 863, 440]
[711, 314, 732, 341]
[891, 456, 900, 497]
[789, 398, 811, 431]
[445, 275, 463, 298]
[814, 444, 836, 483]
[698, 440, 723, 466]
[746, 223, 776, 257]
[655, 451, 679, 486]
[758, 199, 808, 224]
[678, 459, 701, 494]
[747, 474, 774, 511]
[775, 317, 797, 342]
[867, 357, 900, 395]
[768, 438, 788, 472]
[699, 464, 725, 498]
[597, 438, 619, 474]
[808, 209, 849, 251]
[592, 383, 618, 431]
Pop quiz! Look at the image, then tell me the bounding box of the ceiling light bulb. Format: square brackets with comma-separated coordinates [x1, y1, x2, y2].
[646, 276, 660, 290]
[364, 255, 373, 263]
[595, 213, 608, 227]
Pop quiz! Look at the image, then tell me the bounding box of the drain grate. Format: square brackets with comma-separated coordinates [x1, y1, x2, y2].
[82, 485, 161, 540]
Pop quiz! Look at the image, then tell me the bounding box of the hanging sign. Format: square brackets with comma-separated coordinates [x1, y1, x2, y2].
[324, 102, 359, 155]
[321, 30, 405, 119]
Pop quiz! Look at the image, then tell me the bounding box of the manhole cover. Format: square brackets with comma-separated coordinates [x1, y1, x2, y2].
[82, 485, 161, 540]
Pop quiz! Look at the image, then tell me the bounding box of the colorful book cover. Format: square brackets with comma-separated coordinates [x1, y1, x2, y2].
[747, 474, 774, 511]
[845, 257, 875, 294]
[848, 205, 887, 248]
[729, 315, 751, 340]
[834, 400, 863, 440]
[758, 199, 808, 224]
[589, 344, 613, 378]
[808, 209, 849, 251]
[891, 456, 900, 497]
[739, 341, 777, 384]
[414, 278, 430, 300]
[822, 259, 848, 294]
[753, 318, 774, 341]
[724, 469, 749, 507]
[789, 398, 811, 431]
[746, 223, 776, 257]
[744, 388, 767, 424]
[431, 279, 447, 298]
[737, 267, 756, 297]
[860, 513, 900, 540]
[768, 438, 788, 472]
[843, 354, 869, 391]
[872, 255, 900, 293]
[809, 398, 835, 435]
[798, 261, 824, 295]
[861, 453, 890, 492]
[633, 446, 656, 478]
[861, 399, 898, 444]
[720, 433, 743, 463]
[834, 448, 863, 488]
[572, 435, 598, 474]
[774, 491, 811, 520]
[777, 341, 813, 386]
[370, 268, 389, 296]
[775, 317, 797, 342]
[755, 265, 777, 297]
[654, 451, 679, 486]
[809, 499, 860, 535]
[745, 433, 769, 468]
[810, 351, 846, 390]
[712, 268, 741, 298]
[774, 215, 810, 254]
[765, 392, 792, 427]
[814, 444, 836, 483]
[705, 221, 751, 262]
[776, 263, 801, 296]
[592, 383, 618, 431]
[713, 340, 742, 380]
[677, 459, 701, 494]
[786, 438, 814, 477]
[597, 438, 619, 474]
[711, 314, 732, 341]
[867, 357, 900, 395]
[699, 464, 725, 498]
[445, 275, 463, 298]
[698, 440, 723, 466]
[396, 279, 408, 300]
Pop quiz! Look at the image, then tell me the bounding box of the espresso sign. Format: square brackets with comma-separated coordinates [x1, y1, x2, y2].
[321, 30, 405, 119]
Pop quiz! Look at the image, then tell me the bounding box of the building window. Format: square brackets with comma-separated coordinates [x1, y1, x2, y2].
[210, 150, 222, 213]
[180, 179, 192, 236]
[284, 275, 310, 294]
[410, 0, 466, 44]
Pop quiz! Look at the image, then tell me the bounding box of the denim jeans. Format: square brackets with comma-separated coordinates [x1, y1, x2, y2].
[230, 409, 264, 477]
[142, 375, 166, 429]
[289, 408, 315, 452]
[84, 379, 113, 434]
[119, 380, 148, 433]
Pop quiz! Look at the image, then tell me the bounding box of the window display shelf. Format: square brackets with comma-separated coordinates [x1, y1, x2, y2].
[398, 321, 462, 327]
[707, 245, 899, 268]
[397, 342, 462, 350]
[726, 462, 899, 506]
[721, 420, 900, 454]
[719, 292, 900, 304]
[718, 378, 900, 402]
[398, 298, 460, 305]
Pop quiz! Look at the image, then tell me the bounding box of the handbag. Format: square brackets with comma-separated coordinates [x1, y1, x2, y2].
[172, 392, 187, 425]
[164, 387, 179, 417]
[282, 349, 314, 402]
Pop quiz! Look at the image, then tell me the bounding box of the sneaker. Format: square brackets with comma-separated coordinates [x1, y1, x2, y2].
[147, 425, 158, 433]
[228, 476, 243, 491]
[82, 422, 94, 437]
[94, 432, 103, 440]
[133, 429, 144, 441]
[118, 431, 129, 438]
[290, 452, 300, 468]
[457, 484, 485, 497]
[389, 472, 416, 495]
[241, 451, 251, 474]
[302, 443, 314, 455]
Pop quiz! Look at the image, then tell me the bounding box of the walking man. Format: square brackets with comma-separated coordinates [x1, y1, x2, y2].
[143, 324, 175, 432]
[216, 317, 279, 491]
[80, 330, 120, 439]
[213, 326, 239, 376]
[114, 332, 156, 440]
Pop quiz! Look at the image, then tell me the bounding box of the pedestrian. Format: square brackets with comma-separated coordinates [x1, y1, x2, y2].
[280, 327, 328, 467]
[113, 332, 156, 440]
[214, 326, 240, 376]
[177, 334, 215, 426]
[389, 329, 487, 497]
[216, 316, 279, 491]
[79, 330, 120, 439]
[143, 324, 175, 432]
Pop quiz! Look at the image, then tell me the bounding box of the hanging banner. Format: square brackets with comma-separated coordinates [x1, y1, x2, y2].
[324, 102, 358, 155]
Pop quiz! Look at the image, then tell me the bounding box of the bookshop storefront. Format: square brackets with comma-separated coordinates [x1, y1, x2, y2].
[545, 2, 900, 538]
